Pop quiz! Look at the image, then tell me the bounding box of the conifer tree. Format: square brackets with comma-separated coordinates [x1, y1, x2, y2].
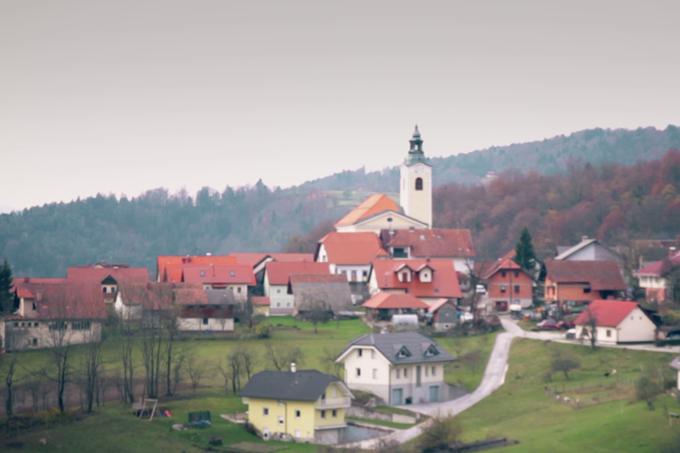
[515, 228, 536, 271]
[0, 259, 14, 313]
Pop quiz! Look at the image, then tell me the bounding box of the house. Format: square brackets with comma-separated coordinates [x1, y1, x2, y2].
[113, 282, 175, 322]
[4, 282, 107, 351]
[230, 252, 314, 295]
[288, 274, 352, 316]
[555, 236, 622, 265]
[368, 259, 463, 305]
[263, 261, 330, 315]
[334, 193, 427, 234]
[427, 299, 458, 332]
[479, 256, 533, 311]
[574, 299, 657, 345]
[240, 366, 354, 444]
[336, 331, 455, 405]
[156, 255, 238, 283]
[251, 296, 271, 317]
[362, 292, 429, 321]
[379, 228, 476, 274]
[544, 260, 626, 307]
[66, 263, 149, 303]
[636, 250, 680, 303]
[180, 264, 255, 302]
[175, 286, 234, 332]
[670, 357, 680, 391]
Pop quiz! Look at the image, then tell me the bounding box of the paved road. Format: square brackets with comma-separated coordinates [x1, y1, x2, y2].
[339, 330, 517, 449]
[501, 317, 680, 354]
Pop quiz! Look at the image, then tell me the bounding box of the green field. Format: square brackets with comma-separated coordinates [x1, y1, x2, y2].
[0, 318, 498, 452]
[455, 339, 680, 452]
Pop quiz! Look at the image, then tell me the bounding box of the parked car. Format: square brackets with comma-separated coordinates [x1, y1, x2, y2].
[565, 328, 576, 339]
[557, 320, 575, 330]
[475, 284, 487, 295]
[536, 319, 560, 330]
[458, 311, 474, 323]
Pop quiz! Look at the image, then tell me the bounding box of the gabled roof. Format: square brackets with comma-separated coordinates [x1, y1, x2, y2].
[240, 370, 345, 402]
[371, 259, 463, 299]
[116, 282, 177, 310]
[174, 286, 209, 305]
[67, 264, 149, 285]
[317, 232, 389, 265]
[180, 304, 234, 319]
[554, 237, 618, 261]
[545, 260, 626, 291]
[229, 252, 314, 269]
[338, 332, 455, 365]
[181, 264, 256, 285]
[335, 194, 401, 228]
[265, 261, 330, 286]
[380, 228, 476, 258]
[574, 299, 642, 327]
[17, 283, 107, 320]
[362, 292, 429, 310]
[156, 255, 238, 283]
[637, 251, 680, 277]
[289, 274, 352, 313]
[480, 256, 531, 280]
[14, 277, 67, 298]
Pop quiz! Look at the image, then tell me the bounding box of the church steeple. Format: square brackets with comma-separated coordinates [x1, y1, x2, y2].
[406, 125, 429, 166]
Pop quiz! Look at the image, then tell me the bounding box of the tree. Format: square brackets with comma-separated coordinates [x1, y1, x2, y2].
[186, 357, 207, 392]
[298, 299, 333, 334]
[118, 323, 136, 404]
[515, 227, 536, 271]
[264, 342, 304, 371]
[141, 323, 164, 398]
[3, 356, 17, 421]
[550, 353, 580, 380]
[0, 259, 13, 314]
[581, 307, 598, 349]
[82, 336, 103, 413]
[417, 415, 462, 452]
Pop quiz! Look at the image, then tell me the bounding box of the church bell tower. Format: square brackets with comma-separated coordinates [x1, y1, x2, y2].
[400, 125, 432, 228]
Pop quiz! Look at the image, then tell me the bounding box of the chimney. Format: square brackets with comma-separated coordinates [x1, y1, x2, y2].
[290, 362, 296, 373]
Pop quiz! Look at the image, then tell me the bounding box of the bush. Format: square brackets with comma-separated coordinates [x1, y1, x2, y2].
[254, 324, 271, 339]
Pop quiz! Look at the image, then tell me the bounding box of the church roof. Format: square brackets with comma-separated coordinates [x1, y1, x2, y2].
[334, 193, 401, 228]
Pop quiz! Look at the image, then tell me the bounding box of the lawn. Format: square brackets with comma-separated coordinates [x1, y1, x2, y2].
[454, 339, 680, 452]
[437, 331, 498, 391]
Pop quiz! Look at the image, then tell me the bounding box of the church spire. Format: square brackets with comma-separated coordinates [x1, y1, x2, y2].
[406, 124, 428, 165]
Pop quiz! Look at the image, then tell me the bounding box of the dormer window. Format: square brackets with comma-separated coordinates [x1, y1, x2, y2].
[396, 346, 411, 359]
[424, 344, 440, 357]
[398, 270, 412, 283]
[418, 268, 432, 283]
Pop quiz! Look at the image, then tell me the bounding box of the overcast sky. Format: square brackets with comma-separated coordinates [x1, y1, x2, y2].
[1, 0, 679, 210]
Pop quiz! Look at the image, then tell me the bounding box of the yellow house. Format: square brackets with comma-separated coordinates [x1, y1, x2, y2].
[240, 366, 353, 444]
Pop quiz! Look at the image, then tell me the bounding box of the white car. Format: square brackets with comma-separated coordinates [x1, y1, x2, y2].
[475, 284, 487, 295]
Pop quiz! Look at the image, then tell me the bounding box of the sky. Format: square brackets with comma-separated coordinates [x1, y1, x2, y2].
[1, 0, 679, 210]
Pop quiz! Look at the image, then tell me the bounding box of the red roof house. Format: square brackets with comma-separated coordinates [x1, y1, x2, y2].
[380, 228, 476, 259]
[362, 292, 429, 321]
[316, 232, 389, 266]
[156, 255, 238, 283]
[369, 259, 462, 301]
[574, 299, 657, 344]
[264, 261, 331, 286]
[545, 260, 626, 306]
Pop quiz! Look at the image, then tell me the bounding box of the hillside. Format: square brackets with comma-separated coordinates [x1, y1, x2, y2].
[1, 126, 679, 276]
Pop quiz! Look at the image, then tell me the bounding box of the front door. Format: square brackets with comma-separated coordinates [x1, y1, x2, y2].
[429, 385, 439, 402]
[416, 365, 421, 387]
[495, 300, 508, 311]
[392, 388, 403, 405]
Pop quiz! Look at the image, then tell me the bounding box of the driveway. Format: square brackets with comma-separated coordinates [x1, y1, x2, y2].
[339, 329, 517, 449]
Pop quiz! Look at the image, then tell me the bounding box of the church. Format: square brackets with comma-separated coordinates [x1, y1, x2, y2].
[316, 127, 475, 306]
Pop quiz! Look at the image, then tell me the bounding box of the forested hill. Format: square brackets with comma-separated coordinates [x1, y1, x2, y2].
[1, 126, 679, 277]
[298, 125, 680, 192]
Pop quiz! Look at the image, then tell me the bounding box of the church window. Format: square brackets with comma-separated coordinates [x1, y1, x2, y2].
[415, 177, 423, 191]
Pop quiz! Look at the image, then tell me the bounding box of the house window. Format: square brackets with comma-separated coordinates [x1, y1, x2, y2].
[358, 348, 363, 357]
[425, 367, 429, 377]
[277, 289, 281, 294]
[332, 409, 337, 417]
[606, 329, 611, 337]
[431, 366, 436, 376]
[514, 285, 520, 294]
[372, 369, 377, 379]
[49, 321, 67, 331]
[102, 287, 107, 294]
[237, 287, 242, 293]
[278, 416, 284, 425]
[500, 285, 507, 293]
[356, 368, 361, 377]
[32, 338, 37, 346]
[370, 350, 375, 359]
[362, 270, 368, 278]
[295, 410, 301, 418]
[320, 410, 326, 418]
[34, 322, 39, 327]
[501, 271, 506, 277]
[396, 369, 401, 379]
[32, 302, 37, 310]
[393, 247, 408, 258]
[203, 318, 209, 325]
[415, 177, 423, 191]
[72, 320, 91, 330]
[514, 271, 519, 278]
[583, 287, 592, 294]
[403, 368, 408, 378]
[263, 407, 269, 416]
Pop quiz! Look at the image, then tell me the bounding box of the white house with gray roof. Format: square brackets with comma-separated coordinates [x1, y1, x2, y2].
[336, 331, 455, 405]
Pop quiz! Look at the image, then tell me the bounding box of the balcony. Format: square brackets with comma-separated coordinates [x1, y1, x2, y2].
[316, 397, 351, 409]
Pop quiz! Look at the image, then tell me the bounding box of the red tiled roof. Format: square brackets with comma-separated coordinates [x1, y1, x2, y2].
[380, 228, 476, 258]
[371, 259, 463, 299]
[116, 282, 177, 310]
[181, 264, 256, 285]
[230, 252, 315, 268]
[13, 277, 67, 298]
[335, 194, 401, 228]
[480, 256, 530, 280]
[180, 304, 234, 319]
[637, 251, 680, 277]
[289, 274, 347, 284]
[545, 260, 626, 291]
[67, 264, 149, 285]
[19, 283, 107, 320]
[363, 292, 429, 310]
[265, 261, 330, 286]
[156, 255, 238, 283]
[174, 286, 209, 305]
[251, 296, 270, 306]
[318, 232, 389, 265]
[574, 299, 640, 327]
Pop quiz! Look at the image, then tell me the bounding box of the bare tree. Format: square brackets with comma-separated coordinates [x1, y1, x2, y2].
[581, 307, 598, 349]
[417, 415, 462, 452]
[162, 307, 180, 396]
[240, 346, 257, 380]
[216, 360, 231, 394]
[228, 351, 243, 393]
[82, 336, 103, 413]
[299, 298, 333, 334]
[3, 356, 17, 420]
[550, 352, 580, 380]
[141, 323, 164, 398]
[45, 319, 73, 414]
[119, 323, 136, 404]
[264, 342, 304, 371]
[186, 357, 207, 392]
